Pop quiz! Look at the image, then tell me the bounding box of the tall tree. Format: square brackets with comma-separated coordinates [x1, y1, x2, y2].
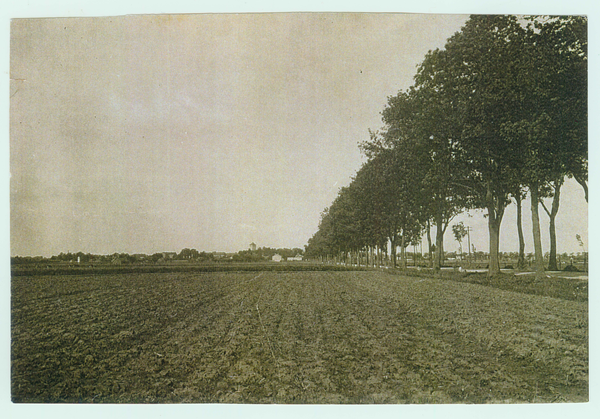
[356, 144, 426, 268]
[452, 222, 468, 260]
[350, 153, 391, 262]
[540, 179, 562, 271]
[305, 207, 337, 261]
[374, 79, 472, 271]
[508, 16, 588, 278]
[513, 188, 527, 269]
[532, 16, 587, 272]
[416, 16, 526, 276]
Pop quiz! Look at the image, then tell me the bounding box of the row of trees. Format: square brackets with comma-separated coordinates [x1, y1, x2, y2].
[305, 15, 587, 278]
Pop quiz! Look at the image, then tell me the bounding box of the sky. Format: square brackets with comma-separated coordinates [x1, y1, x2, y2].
[8, 10, 589, 257]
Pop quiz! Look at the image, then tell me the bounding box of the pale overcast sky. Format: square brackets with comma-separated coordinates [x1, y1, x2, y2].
[9, 11, 588, 257]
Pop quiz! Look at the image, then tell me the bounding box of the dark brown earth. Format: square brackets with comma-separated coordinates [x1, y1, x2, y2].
[11, 270, 588, 403]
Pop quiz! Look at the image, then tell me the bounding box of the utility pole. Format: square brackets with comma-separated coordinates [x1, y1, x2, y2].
[466, 226, 472, 267]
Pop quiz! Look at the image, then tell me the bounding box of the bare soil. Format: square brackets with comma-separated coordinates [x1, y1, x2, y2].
[11, 270, 588, 403]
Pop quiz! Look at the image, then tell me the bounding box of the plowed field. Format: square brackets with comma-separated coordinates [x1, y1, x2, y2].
[11, 270, 588, 403]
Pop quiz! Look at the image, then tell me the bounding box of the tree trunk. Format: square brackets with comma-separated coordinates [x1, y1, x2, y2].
[542, 178, 563, 271]
[401, 233, 406, 269]
[515, 193, 526, 270]
[548, 217, 557, 271]
[384, 242, 389, 268]
[529, 185, 546, 279]
[434, 213, 444, 271]
[574, 173, 588, 203]
[390, 237, 397, 268]
[426, 219, 433, 268]
[414, 244, 418, 267]
[488, 214, 501, 276]
[485, 183, 506, 277]
[371, 246, 375, 268]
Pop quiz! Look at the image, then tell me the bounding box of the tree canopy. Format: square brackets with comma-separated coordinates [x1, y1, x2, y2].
[305, 15, 587, 277]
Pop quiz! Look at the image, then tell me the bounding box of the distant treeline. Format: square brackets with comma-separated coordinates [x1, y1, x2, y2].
[233, 247, 304, 263]
[11, 247, 305, 266]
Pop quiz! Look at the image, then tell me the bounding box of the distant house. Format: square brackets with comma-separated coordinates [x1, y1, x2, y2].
[272, 254, 282, 262]
[287, 254, 303, 261]
[212, 252, 227, 259]
[249, 242, 257, 251]
[132, 254, 147, 264]
[162, 252, 177, 259]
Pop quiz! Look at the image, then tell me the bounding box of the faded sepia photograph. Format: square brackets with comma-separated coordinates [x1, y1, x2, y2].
[9, 5, 589, 411]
